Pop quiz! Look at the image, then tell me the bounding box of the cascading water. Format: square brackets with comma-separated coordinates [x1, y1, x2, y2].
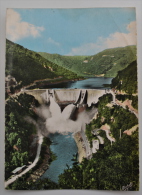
[61, 104, 76, 120]
[46, 97, 79, 134]
[41, 95, 98, 183]
[42, 97, 79, 183]
[49, 96, 61, 118]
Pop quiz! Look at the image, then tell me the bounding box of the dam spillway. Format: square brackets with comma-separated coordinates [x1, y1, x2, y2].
[22, 88, 115, 106]
[21, 88, 115, 160]
[53, 89, 81, 104]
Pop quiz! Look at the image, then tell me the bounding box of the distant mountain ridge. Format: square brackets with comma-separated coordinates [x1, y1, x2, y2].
[5, 39, 137, 90]
[5, 39, 81, 87]
[39, 45, 136, 77]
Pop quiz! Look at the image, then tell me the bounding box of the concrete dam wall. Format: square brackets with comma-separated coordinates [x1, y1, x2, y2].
[21, 89, 46, 104]
[22, 88, 115, 159]
[54, 89, 81, 104]
[22, 88, 115, 106]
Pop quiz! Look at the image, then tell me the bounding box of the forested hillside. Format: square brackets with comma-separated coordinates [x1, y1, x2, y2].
[58, 59, 139, 190]
[5, 40, 138, 190]
[38, 53, 86, 73]
[39, 45, 136, 77]
[5, 94, 39, 180]
[58, 94, 139, 190]
[5, 39, 81, 87]
[111, 60, 138, 94]
[7, 94, 139, 190]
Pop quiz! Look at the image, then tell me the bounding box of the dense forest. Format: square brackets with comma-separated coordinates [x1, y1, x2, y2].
[5, 39, 137, 92]
[5, 40, 139, 190]
[5, 93, 39, 180]
[5, 39, 81, 88]
[116, 94, 138, 110]
[59, 58, 139, 190]
[111, 60, 138, 94]
[58, 93, 139, 190]
[7, 94, 139, 190]
[39, 45, 136, 77]
[91, 94, 138, 140]
[58, 131, 139, 190]
[56, 63, 139, 190]
[38, 53, 86, 72]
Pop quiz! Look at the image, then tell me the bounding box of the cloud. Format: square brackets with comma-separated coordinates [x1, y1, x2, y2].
[127, 21, 136, 33]
[105, 21, 137, 48]
[67, 21, 136, 56]
[47, 37, 61, 47]
[6, 9, 44, 41]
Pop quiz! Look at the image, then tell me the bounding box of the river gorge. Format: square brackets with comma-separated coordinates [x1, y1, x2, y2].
[37, 77, 113, 183]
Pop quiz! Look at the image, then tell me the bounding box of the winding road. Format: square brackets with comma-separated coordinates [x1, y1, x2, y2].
[115, 99, 138, 119]
[105, 129, 115, 143]
[97, 135, 104, 144]
[5, 135, 43, 188]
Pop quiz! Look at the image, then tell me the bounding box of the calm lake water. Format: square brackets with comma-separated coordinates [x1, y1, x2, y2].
[40, 77, 113, 89]
[42, 133, 78, 183]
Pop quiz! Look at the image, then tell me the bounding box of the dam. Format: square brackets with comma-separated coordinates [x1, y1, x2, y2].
[21, 88, 115, 160]
[22, 88, 115, 106]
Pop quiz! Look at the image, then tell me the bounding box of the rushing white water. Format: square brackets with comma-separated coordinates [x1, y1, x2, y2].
[41, 98, 98, 183]
[49, 96, 61, 118]
[61, 104, 75, 120]
[46, 97, 79, 134]
[25, 94, 96, 137]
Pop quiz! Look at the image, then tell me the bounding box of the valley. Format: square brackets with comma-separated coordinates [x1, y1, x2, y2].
[5, 39, 139, 191]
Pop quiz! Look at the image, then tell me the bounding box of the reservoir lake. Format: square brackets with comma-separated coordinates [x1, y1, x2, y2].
[40, 77, 113, 89]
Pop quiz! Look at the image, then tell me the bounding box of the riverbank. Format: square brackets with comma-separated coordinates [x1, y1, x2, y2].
[26, 137, 51, 182]
[5, 135, 43, 188]
[5, 135, 55, 189]
[74, 132, 86, 163]
[26, 78, 84, 90]
[6, 76, 85, 96]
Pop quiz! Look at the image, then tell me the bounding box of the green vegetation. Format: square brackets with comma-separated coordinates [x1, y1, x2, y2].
[86, 94, 138, 142]
[116, 94, 138, 110]
[5, 93, 139, 190]
[58, 94, 139, 190]
[6, 39, 82, 88]
[5, 44, 139, 190]
[6, 39, 137, 93]
[7, 176, 58, 190]
[8, 129, 139, 190]
[111, 60, 138, 94]
[86, 94, 113, 145]
[5, 93, 39, 180]
[31, 136, 52, 172]
[110, 105, 138, 140]
[6, 133, 58, 190]
[38, 52, 87, 75]
[58, 131, 139, 190]
[39, 45, 136, 77]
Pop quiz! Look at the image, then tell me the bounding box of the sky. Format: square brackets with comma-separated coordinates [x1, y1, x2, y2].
[6, 8, 136, 56]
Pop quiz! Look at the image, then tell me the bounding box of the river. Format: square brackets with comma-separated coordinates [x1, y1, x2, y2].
[41, 133, 78, 183]
[41, 77, 113, 183]
[40, 77, 113, 89]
